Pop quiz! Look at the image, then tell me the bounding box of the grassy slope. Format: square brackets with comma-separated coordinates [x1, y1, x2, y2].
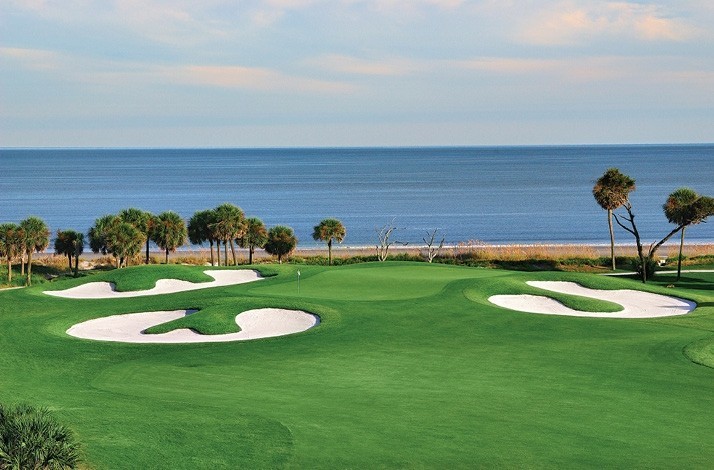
[0, 263, 712, 469]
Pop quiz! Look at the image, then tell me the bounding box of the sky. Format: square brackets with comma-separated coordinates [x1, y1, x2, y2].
[1, 0, 713, 148]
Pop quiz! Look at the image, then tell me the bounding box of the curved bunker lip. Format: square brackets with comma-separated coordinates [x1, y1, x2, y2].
[489, 281, 696, 318]
[66, 308, 319, 344]
[45, 269, 263, 299]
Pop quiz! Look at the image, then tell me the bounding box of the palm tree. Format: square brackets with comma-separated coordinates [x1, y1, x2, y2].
[106, 222, 144, 268]
[593, 168, 636, 270]
[88, 214, 119, 256]
[118, 208, 154, 264]
[19, 216, 50, 286]
[0, 223, 22, 283]
[151, 211, 187, 264]
[212, 203, 245, 266]
[238, 217, 268, 265]
[71, 232, 84, 277]
[664, 189, 714, 280]
[312, 218, 346, 265]
[264, 225, 297, 264]
[0, 402, 81, 469]
[54, 230, 78, 271]
[188, 209, 218, 266]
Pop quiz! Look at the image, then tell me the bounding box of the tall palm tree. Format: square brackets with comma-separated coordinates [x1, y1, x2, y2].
[664, 189, 714, 280]
[238, 217, 268, 265]
[119, 208, 154, 264]
[151, 211, 187, 264]
[0, 402, 81, 469]
[312, 218, 346, 265]
[19, 216, 50, 286]
[593, 168, 636, 270]
[212, 203, 245, 266]
[0, 223, 22, 283]
[264, 225, 297, 264]
[188, 209, 218, 266]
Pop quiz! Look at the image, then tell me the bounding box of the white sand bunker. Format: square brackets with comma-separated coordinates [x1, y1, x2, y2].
[67, 308, 319, 343]
[489, 281, 696, 318]
[46, 270, 262, 299]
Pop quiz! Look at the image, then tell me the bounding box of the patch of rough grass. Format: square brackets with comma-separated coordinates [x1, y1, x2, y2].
[683, 337, 714, 369]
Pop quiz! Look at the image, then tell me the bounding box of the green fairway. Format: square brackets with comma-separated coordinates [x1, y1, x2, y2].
[1, 262, 713, 468]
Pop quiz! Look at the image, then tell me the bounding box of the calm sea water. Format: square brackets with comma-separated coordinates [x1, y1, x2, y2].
[1, 145, 712, 248]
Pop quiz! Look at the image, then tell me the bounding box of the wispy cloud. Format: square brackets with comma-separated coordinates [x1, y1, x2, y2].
[308, 54, 422, 76]
[518, 1, 701, 45]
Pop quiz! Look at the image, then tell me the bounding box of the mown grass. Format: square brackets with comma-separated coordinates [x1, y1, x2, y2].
[0, 262, 712, 468]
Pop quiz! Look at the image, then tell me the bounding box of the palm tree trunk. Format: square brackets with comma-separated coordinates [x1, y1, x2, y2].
[73, 254, 79, 277]
[608, 209, 616, 270]
[68, 254, 73, 271]
[677, 227, 685, 281]
[328, 239, 332, 265]
[229, 239, 237, 266]
[21, 253, 25, 276]
[249, 246, 254, 265]
[7, 258, 11, 282]
[165, 248, 169, 264]
[224, 241, 228, 266]
[145, 239, 150, 264]
[209, 240, 215, 266]
[25, 251, 33, 286]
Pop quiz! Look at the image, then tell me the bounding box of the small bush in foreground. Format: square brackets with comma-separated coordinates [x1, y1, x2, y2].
[0, 403, 81, 469]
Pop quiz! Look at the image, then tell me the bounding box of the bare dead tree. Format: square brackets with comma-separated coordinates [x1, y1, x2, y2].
[375, 219, 407, 261]
[423, 228, 445, 263]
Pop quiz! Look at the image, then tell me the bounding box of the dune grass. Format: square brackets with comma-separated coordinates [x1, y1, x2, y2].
[0, 262, 712, 468]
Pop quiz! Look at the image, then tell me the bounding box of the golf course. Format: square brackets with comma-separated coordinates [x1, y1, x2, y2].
[1, 262, 713, 468]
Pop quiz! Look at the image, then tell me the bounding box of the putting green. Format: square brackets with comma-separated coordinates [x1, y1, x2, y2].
[1, 263, 712, 468]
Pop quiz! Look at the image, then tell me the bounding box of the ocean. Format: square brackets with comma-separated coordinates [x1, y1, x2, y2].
[1, 145, 713, 248]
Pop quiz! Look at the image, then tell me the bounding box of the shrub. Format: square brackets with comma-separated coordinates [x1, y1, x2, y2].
[0, 403, 81, 469]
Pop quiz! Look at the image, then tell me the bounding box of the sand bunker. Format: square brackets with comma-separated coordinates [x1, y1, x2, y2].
[67, 308, 319, 343]
[489, 281, 695, 318]
[46, 270, 263, 299]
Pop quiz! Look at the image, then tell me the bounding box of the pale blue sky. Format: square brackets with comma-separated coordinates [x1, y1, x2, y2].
[1, 0, 712, 147]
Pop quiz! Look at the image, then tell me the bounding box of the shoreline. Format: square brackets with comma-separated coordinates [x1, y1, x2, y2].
[35, 241, 713, 264]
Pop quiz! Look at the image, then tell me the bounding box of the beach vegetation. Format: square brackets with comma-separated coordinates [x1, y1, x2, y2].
[593, 168, 636, 270]
[264, 225, 297, 263]
[150, 211, 187, 264]
[239, 217, 268, 265]
[19, 216, 50, 286]
[312, 218, 346, 265]
[663, 188, 714, 280]
[0, 402, 81, 469]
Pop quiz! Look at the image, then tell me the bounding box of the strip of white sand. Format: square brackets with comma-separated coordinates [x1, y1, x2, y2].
[66, 308, 319, 343]
[488, 281, 696, 318]
[45, 270, 263, 299]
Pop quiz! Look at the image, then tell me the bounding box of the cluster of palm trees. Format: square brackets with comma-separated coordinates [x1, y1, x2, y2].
[86, 204, 347, 268]
[593, 168, 714, 282]
[0, 216, 50, 286]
